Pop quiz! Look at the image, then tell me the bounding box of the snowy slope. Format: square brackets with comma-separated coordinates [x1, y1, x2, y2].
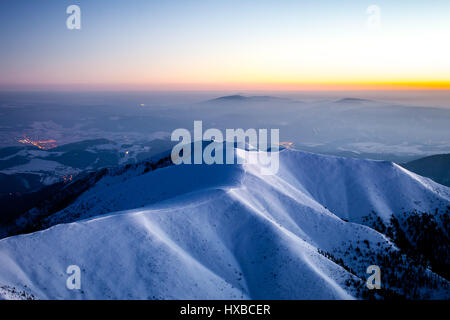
[274, 150, 449, 222]
[0, 148, 448, 299]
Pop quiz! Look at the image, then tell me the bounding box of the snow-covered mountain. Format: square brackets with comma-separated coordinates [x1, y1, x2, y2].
[0, 147, 448, 299]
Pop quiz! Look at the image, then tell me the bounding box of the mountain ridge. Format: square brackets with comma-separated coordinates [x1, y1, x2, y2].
[0, 147, 448, 299]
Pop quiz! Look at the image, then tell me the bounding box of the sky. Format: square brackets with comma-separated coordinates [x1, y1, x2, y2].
[0, 0, 449, 91]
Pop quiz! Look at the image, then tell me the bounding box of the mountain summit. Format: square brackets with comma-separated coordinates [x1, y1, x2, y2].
[208, 95, 289, 103]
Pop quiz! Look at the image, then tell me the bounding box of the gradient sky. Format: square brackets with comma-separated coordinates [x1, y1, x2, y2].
[1, 0, 449, 90]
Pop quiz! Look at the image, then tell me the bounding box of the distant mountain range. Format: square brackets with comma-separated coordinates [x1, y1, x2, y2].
[2, 92, 449, 163]
[0, 146, 448, 299]
[191, 95, 450, 163]
[208, 94, 292, 103]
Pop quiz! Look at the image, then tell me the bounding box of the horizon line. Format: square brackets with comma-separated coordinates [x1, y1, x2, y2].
[1, 81, 450, 92]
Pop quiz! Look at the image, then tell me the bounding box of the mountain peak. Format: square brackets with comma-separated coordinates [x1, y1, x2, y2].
[335, 98, 374, 104]
[209, 95, 288, 103]
[213, 94, 248, 101]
